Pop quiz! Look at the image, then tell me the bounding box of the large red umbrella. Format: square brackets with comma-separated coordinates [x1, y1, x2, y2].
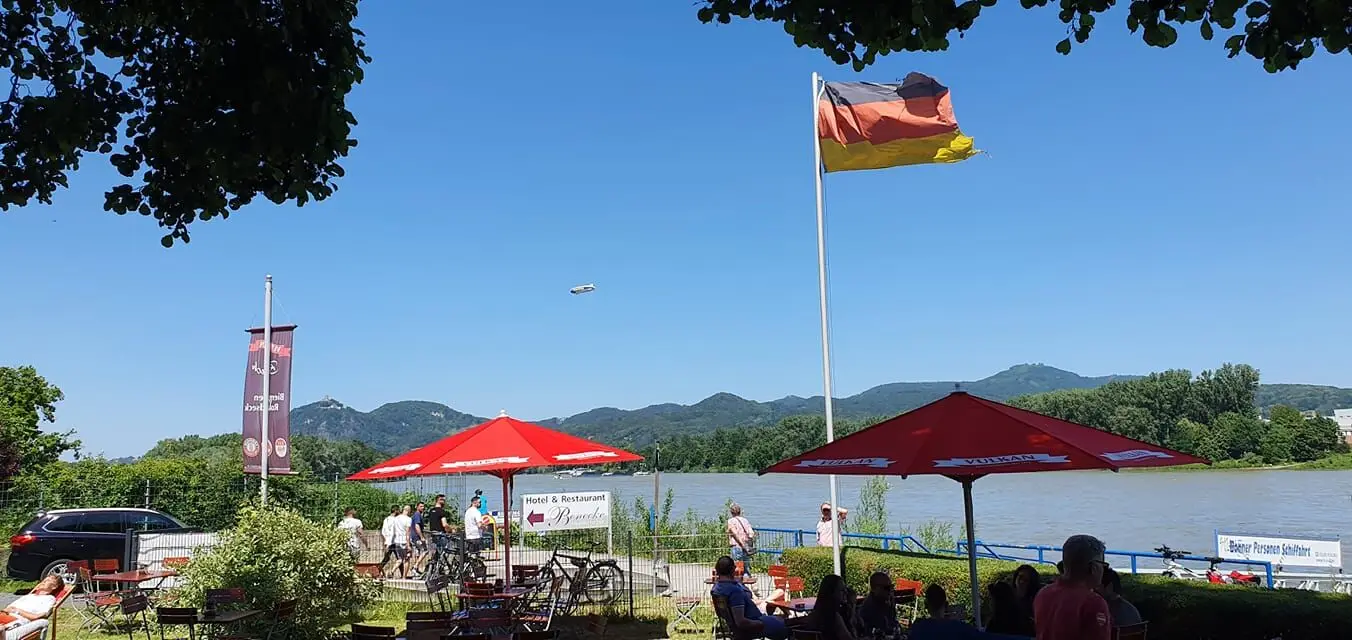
[348, 411, 643, 581]
[761, 391, 1206, 626]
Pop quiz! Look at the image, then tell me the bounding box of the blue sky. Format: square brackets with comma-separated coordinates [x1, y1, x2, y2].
[2, 2, 1350, 457]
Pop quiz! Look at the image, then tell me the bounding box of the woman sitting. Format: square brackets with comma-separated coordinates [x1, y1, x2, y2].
[1, 577, 64, 640]
[802, 575, 856, 640]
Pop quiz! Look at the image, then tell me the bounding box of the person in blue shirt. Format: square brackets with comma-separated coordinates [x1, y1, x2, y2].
[710, 556, 788, 640]
[908, 585, 985, 640]
[474, 489, 489, 515]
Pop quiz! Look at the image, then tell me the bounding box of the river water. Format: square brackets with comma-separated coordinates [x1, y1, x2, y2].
[501, 471, 1352, 564]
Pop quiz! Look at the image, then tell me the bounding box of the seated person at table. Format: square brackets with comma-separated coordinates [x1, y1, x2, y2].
[985, 580, 1034, 636]
[1, 577, 63, 638]
[907, 585, 983, 640]
[854, 572, 900, 637]
[803, 575, 856, 640]
[1096, 567, 1141, 627]
[711, 556, 789, 640]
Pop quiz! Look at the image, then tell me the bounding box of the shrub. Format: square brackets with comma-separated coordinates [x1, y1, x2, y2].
[783, 546, 1352, 640]
[176, 506, 381, 640]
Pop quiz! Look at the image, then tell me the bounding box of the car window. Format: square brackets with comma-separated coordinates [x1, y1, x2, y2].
[44, 514, 83, 532]
[81, 511, 127, 534]
[129, 513, 177, 531]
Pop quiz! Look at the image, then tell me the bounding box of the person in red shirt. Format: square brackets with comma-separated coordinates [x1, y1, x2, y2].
[1034, 534, 1112, 640]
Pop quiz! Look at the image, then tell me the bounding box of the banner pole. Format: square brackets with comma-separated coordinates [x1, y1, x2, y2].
[260, 274, 273, 506]
[812, 72, 843, 576]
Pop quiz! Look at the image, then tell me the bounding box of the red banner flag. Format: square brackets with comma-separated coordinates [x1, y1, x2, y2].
[243, 325, 297, 475]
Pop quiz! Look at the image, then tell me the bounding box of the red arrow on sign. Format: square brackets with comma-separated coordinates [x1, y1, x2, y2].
[527, 511, 544, 525]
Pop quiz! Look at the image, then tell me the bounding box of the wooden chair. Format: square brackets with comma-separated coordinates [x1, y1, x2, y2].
[350, 624, 396, 640]
[511, 564, 541, 585]
[154, 607, 198, 640]
[119, 593, 153, 640]
[1114, 622, 1148, 640]
[73, 566, 124, 635]
[403, 618, 457, 640]
[93, 559, 121, 574]
[516, 576, 565, 632]
[766, 565, 789, 579]
[711, 595, 750, 640]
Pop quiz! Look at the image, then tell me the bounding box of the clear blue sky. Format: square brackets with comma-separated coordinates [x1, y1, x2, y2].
[2, 2, 1349, 458]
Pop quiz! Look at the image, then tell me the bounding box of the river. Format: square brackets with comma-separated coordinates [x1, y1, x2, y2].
[498, 470, 1352, 564]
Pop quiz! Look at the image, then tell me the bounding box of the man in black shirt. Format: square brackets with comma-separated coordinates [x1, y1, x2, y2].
[425, 494, 449, 535]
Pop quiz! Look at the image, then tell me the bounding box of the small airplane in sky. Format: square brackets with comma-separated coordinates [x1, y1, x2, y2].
[569, 283, 597, 295]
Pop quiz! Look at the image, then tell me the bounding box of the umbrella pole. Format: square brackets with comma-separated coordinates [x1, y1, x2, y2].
[961, 479, 982, 630]
[502, 473, 511, 584]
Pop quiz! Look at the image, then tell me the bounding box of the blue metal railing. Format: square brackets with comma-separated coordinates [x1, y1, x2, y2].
[755, 527, 1277, 589]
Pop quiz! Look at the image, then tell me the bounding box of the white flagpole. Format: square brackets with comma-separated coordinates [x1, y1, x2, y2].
[260, 274, 273, 506]
[812, 72, 843, 576]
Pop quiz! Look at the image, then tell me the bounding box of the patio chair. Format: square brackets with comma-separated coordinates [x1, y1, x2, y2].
[513, 632, 558, 640]
[8, 581, 75, 640]
[892, 578, 924, 621]
[350, 624, 395, 640]
[92, 559, 122, 592]
[119, 593, 153, 640]
[515, 576, 565, 632]
[710, 595, 752, 640]
[73, 566, 124, 636]
[511, 565, 541, 585]
[404, 618, 457, 640]
[1114, 622, 1148, 640]
[154, 608, 197, 640]
[424, 576, 454, 613]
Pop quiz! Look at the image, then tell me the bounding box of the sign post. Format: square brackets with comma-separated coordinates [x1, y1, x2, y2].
[520, 491, 613, 552]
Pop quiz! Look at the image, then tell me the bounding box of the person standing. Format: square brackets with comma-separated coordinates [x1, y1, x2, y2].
[337, 508, 365, 562]
[426, 495, 449, 535]
[1034, 534, 1112, 640]
[727, 503, 757, 577]
[379, 506, 400, 577]
[463, 495, 484, 554]
[409, 502, 427, 576]
[391, 505, 413, 578]
[815, 503, 848, 547]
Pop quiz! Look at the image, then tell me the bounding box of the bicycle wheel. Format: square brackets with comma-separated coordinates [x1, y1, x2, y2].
[582, 561, 625, 605]
[460, 556, 488, 582]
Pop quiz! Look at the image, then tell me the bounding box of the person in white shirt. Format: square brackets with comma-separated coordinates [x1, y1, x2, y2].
[391, 505, 413, 578]
[337, 508, 365, 562]
[815, 502, 848, 547]
[378, 505, 401, 577]
[1, 576, 62, 633]
[463, 495, 484, 553]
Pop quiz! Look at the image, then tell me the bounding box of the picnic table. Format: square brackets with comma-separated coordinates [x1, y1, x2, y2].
[766, 596, 816, 615]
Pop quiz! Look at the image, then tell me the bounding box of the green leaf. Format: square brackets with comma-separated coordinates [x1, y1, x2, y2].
[1245, 2, 1269, 18]
[1158, 23, 1179, 47]
[1056, 38, 1072, 54]
[1200, 20, 1214, 41]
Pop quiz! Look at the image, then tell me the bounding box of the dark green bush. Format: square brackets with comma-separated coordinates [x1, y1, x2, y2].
[783, 546, 1352, 640]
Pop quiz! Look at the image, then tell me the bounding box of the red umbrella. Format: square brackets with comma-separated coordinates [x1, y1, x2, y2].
[761, 391, 1206, 626]
[348, 411, 643, 581]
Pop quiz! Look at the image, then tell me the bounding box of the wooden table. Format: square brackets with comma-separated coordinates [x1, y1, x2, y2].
[766, 596, 816, 615]
[91, 569, 178, 592]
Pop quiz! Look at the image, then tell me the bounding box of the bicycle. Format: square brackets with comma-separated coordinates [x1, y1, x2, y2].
[424, 532, 488, 583]
[535, 542, 626, 615]
[1154, 545, 1213, 580]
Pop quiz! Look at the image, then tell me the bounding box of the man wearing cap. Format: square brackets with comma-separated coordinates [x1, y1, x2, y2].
[1034, 534, 1112, 640]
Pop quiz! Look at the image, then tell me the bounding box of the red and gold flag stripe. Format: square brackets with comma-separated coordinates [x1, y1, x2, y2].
[818, 73, 977, 172]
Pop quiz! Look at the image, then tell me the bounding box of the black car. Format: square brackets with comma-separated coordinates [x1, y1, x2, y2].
[6, 507, 189, 581]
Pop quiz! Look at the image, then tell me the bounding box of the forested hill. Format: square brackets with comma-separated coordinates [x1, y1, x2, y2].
[285, 363, 1352, 456]
[290, 364, 1136, 451]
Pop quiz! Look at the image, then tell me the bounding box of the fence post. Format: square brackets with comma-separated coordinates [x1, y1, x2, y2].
[123, 528, 136, 572]
[144, 479, 151, 509]
[627, 531, 635, 619]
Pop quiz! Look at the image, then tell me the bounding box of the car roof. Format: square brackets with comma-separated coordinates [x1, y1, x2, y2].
[42, 508, 165, 515]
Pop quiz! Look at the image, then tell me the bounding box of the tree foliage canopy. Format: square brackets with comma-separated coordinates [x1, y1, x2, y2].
[0, 364, 78, 478]
[698, 0, 1352, 72]
[0, 0, 368, 246]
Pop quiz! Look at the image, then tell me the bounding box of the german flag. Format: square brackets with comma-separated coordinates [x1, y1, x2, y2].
[818, 73, 977, 173]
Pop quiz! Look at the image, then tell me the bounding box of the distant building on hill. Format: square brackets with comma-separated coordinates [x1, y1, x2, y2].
[1334, 409, 1352, 445]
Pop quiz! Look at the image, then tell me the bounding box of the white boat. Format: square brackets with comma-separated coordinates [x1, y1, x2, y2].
[552, 474, 567, 479]
[601, 472, 615, 476]
[633, 470, 651, 476]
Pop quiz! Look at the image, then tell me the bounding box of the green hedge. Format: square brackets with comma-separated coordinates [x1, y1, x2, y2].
[781, 546, 1352, 640]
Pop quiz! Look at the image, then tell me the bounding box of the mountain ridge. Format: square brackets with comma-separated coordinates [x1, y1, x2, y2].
[290, 363, 1352, 454]
[291, 363, 1140, 450]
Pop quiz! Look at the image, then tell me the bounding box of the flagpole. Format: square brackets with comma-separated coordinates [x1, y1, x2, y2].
[260, 274, 273, 506]
[812, 72, 843, 576]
